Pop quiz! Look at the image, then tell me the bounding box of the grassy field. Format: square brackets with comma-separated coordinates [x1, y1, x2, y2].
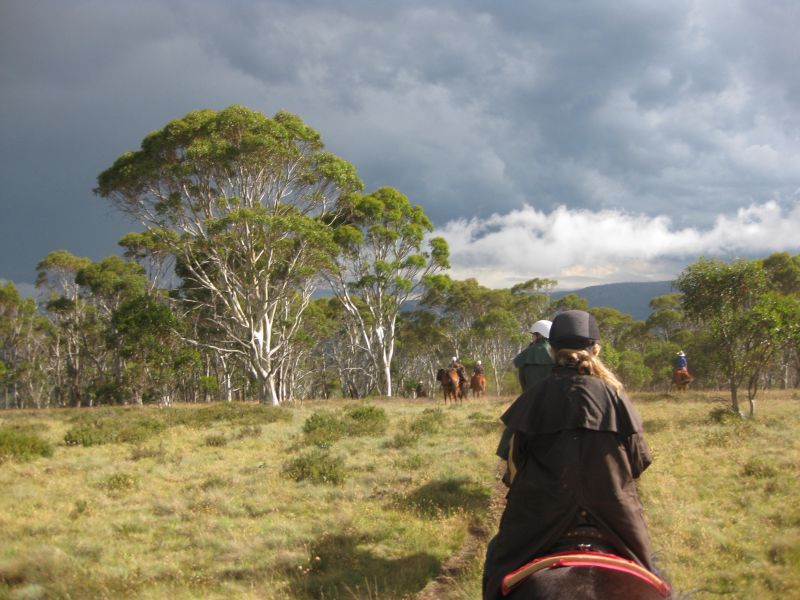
[0, 391, 797, 599]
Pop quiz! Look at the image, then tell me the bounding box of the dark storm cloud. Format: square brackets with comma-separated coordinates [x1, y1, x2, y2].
[1, 0, 799, 289]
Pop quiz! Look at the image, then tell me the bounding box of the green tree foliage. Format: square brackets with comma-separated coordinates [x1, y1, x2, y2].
[675, 256, 800, 416]
[95, 105, 363, 405]
[110, 294, 186, 405]
[0, 282, 51, 408]
[473, 308, 525, 395]
[327, 187, 449, 396]
[550, 293, 589, 312]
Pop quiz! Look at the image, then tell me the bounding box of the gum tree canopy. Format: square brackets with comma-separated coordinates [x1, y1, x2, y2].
[327, 187, 449, 397]
[96, 105, 362, 405]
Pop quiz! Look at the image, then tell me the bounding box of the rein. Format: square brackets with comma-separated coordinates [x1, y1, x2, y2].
[501, 550, 671, 597]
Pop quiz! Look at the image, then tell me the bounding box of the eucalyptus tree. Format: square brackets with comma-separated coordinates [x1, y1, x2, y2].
[509, 278, 556, 332]
[0, 282, 51, 408]
[110, 293, 188, 405]
[549, 293, 589, 313]
[394, 308, 450, 397]
[420, 276, 494, 357]
[675, 256, 800, 416]
[323, 297, 380, 398]
[96, 105, 362, 405]
[589, 307, 636, 349]
[761, 252, 800, 296]
[761, 252, 800, 386]
[472, 307, 524, 395]
[327, 187, 449, 396]
[36, 250, 93, 406]
[645, 293, 687, 342]
[118, 230, 178, 291]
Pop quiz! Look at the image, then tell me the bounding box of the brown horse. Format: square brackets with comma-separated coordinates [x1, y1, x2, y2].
[672, 369, 694, 392]
[436, 368, 462, 404]
[471, 373, 487, 398]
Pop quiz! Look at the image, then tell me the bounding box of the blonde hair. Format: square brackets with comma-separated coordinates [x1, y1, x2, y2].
[553, 343, 624, 393]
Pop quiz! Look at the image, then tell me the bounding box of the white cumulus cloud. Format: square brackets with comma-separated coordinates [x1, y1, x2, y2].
[438, 199, 800, 289]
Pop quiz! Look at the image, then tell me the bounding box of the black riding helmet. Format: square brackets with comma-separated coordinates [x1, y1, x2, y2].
[549, 310, 600, 350]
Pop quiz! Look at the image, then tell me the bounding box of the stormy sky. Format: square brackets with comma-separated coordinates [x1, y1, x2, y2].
[1, 0, 799, 294]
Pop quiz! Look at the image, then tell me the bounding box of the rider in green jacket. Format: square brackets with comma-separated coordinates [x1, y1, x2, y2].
[496, 320, 555, 468]
[513, 320, 554, 392]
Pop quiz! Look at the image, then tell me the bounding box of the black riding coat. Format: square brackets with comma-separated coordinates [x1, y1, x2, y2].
[485, 366, 655, 599]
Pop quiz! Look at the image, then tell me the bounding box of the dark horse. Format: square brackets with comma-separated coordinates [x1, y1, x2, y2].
[501, 558, 671, 599]
[489, 524, 672, 600]
[436, 368, 463, 404]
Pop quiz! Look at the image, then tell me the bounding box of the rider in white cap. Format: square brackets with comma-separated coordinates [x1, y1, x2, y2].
[496, 319, 556, 478]
[513, 320, 554, 392]
[449, 355, 467, 388]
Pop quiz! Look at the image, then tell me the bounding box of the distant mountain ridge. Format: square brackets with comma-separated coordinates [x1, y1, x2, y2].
[552, 280, 675, 320]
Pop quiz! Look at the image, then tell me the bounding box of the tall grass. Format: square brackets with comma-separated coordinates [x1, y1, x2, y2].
[0, 393, 797, 599]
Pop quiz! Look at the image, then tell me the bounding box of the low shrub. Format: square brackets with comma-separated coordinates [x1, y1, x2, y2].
[467, 412, 501, 434]
[129, 443, 166, 462]
[172, 403, 292, 428]
[64, 415, 166, 447]
[0, 427, 54, 461]
[200, 475, 231, 490]
[99, 472, 138, 492]
[282, 448, 347, 485]
[235, 424, 263, 439]
[741, 458, 778, 480]
[204, 434, 228, 447]
[708, 406, 741, 424]
[302, 411, 345, 446]
[410, 408, 445, 435]
[342, 405, 388, 436]
[301, 405, 389, 447]
[384, 430, 419, 449]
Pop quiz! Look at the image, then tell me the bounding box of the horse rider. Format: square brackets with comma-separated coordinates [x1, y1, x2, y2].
[449, 356, 468, 389]
[673, 350, 688, 373]
[483, 310, 658, 599]
[513, 320, 554, 392]
[495, 320, 556, 478]
[473, 360, 485, 376]
[672, 350, 692, 388]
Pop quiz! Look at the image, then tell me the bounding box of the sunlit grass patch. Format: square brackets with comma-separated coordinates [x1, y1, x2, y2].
[636, 394, 800, 598]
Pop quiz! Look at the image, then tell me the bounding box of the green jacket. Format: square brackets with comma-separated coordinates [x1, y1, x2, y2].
[512, 340, 554, 392]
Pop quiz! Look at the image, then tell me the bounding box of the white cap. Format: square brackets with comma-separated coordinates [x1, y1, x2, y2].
[452, 356, 458, 362]
[477, 360, 482, 365]
[528, 320, 552, 338]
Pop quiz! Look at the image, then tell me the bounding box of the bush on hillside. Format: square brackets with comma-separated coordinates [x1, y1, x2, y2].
[409, 408, 445, 435]
[0, 427, 54, 462]
[301, 405, 388, 447]
[64, 415, 166, 447]
[342, 404, 388, 435]
[282, 448, 347, 485]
